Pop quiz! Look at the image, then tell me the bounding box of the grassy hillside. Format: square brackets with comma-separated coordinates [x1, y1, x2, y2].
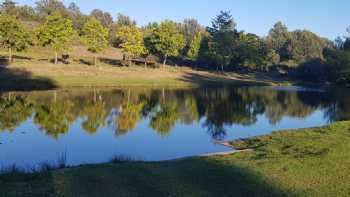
[0, 46, 291, 90]
[1, 121, 350, 197]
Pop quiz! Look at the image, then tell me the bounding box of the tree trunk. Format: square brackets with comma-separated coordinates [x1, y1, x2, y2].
[8, 48, 12, 62]
[144, 58, 147, 69]
[94, 55, 97, 67]
[129, 58, 132, 67]
[94, 88, 97, 102]
[163, 54, 168, 68]
[54, 51, 58, 64]
[54, 90, 57, 103]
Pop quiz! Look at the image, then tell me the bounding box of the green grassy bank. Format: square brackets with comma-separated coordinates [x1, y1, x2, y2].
[1, 121, 350, 197]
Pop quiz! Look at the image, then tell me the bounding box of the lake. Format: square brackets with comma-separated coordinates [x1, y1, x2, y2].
[0, 86, 349, 169]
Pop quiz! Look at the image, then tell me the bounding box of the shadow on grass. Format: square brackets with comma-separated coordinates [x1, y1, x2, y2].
[0, 59, 57, 91]
[0, 157, 290, 197]
[99, 57, 126, 67]
[180, 71, 271, 87]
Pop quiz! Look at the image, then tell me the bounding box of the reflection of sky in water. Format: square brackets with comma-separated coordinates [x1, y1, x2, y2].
[0, 87, 348, 168]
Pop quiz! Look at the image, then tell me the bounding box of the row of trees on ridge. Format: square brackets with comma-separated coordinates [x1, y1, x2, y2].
[0, 0, 349, 83]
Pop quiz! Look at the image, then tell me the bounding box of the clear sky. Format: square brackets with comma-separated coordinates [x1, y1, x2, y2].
[11, 0, 350, 40]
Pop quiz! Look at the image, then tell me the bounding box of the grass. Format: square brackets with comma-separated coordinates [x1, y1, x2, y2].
[1, 121, 350, 196]
[0, 46, 291, 90]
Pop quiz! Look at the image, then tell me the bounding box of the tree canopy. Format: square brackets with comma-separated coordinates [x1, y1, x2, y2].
[37, 14, 76, 64]
[116, 25, 147, 66]
[81, 18, 109, 65]
[0, 14, 32, 61]
[146, 20, 185, 66]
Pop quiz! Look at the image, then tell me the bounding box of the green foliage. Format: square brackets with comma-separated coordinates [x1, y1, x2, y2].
[238, 33, 268, 69]
[0, 14, 32, 61]
[82, 18, 109, 54]
[0, 96, 33, 131]
[266, 22, 290, 56]
[35, 0, 66, 19]
[146, 20, 185, 65]
[150, 102, 180, 136]
[267, 23, 328, 64]
[180, 19, 203, 60]
[186, 31, 202, 61]
[116, 25, 147, 65]
[116, 102, 144, 135]
[208, 10, 236, 33]
[81, 100, 108, 135]
[34, 100, 75, 139]
[37, 14, 76, 63]
[344, 38, 350, 51]
[89, 9, 113, 28]
[267, 50, 280, 65]
[324, 49, 350, 84]
[204, 11, 240, 70]
[115, 13, 136, 27]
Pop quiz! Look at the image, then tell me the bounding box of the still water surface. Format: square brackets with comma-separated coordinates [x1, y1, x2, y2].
[0, 86, 349, 168]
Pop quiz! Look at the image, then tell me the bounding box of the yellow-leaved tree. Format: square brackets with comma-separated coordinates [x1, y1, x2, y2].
[116, 25, 147, 66]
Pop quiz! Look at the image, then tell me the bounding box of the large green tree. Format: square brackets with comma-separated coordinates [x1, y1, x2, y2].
[186, 31, 202, 61]
[146, 20, 185, 66]
[207, 11, 239, 71]
[0, 14, 32, 62]
[37, 14, 76, 64]
[181, 19, 203, 60]
[238, 33, 268, 69]
[266, 22, 290, 56]
[82, 18, 109, 66]
[116, 25, 147, 66]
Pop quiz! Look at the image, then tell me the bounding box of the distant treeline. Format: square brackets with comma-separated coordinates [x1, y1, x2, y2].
[0, 0, 349, 84]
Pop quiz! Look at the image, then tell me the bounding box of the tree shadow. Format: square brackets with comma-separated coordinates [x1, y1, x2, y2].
[79, 59, 94, 66]
[0, 62, 57, 91]
[99, 58, 125, 67]
[0, 157, 291, 196]
[180, 71, 270, 87]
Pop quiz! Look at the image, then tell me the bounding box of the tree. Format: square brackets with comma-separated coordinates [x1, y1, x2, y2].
[266, 22, 290, 61]
[0, 15, 32, 62]
[82, 18, 109, 66]
[344, 39, 350, 51]
[37, 14, 76, 64]
[206, 11, 239, 71]
[89, 9, 113, 28]
[146, 20, 185, 66]
[116, 25, 147, 66]
[186, 31, 202, 61]
[181, 19, 202, 59]
[238, 33, 268, 69]
[344, 26, 350, 51]
[115, 13, 136, 27]
[0, 0, 16, 15]
[66, 2, 88, 32]
[35, 0, 66, 19]
[324, 48, 350, 84]
[208, 10, 236, 34]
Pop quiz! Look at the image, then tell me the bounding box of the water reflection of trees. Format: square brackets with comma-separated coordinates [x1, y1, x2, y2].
[0, 95, 33, 131]
[0, 87, 349, 139]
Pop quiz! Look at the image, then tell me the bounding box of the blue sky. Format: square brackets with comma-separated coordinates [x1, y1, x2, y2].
[11, 0, 350, 40]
